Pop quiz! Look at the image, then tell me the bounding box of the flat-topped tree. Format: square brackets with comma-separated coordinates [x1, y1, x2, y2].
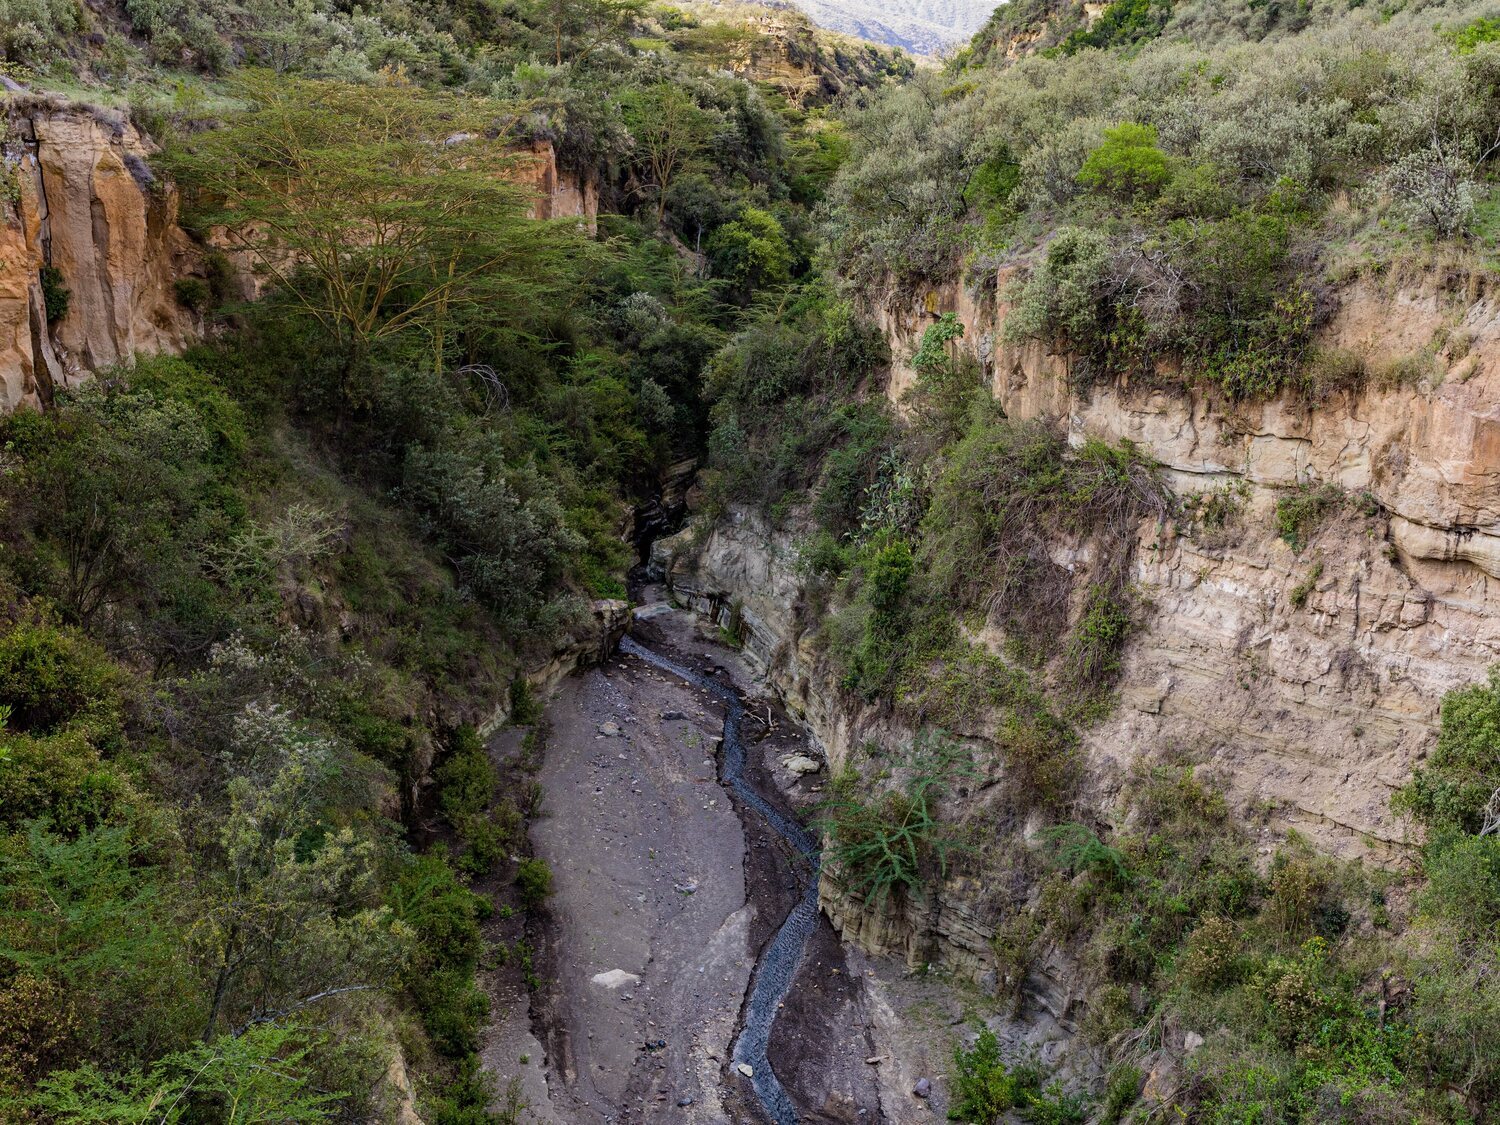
[166, 75, 593, 388]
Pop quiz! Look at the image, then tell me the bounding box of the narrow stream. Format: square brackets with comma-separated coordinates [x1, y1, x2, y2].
[619, 635, 819, 1125]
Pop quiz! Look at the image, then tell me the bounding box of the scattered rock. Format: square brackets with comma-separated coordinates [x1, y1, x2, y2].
[661, 710, 686, 720]
[736, 1063, 754, 1077]
[677, 1097, 694, 1107]
[1184, 1030, 1205, 1054]
[781, 753, 821, 775]
[673, 880, 699, 895]
[599, 721, 622, 737]
[591, 969, 641, 989]
[913, 1077, 932, 1098]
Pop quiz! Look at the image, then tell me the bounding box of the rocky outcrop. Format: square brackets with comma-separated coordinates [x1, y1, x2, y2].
[657, 271, 1500, 1025]
[710, 4, 913, 106]
[874, 272, 1500, 859]
[475, 598, 631, 739]
[1, 98, 200, 410]
[518, 140, 599, 235]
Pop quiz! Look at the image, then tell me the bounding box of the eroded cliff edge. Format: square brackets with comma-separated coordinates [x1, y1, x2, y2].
[656, 273, 1500, 1009]
[0, 96, 601, 406]
[0, 99, 199, 410]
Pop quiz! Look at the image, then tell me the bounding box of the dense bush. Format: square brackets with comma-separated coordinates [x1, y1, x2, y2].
[821, 737, 968, 905]
[1396, 664, 1500, 834]
[832, 1, 1500, 399]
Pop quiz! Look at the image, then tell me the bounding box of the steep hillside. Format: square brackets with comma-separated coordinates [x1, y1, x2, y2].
[0, 2, 886, 1121]
[667, 0, 1500, 1118]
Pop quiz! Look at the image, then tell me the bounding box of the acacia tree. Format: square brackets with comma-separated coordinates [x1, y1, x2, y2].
[621, 82, 712, 225]
[168, 75, 589, 384]
[528, 0, 645, 65]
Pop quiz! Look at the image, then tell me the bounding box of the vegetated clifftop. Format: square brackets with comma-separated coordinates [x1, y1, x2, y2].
[0, 96, 601, 400]
[657, 268, 1500, 999]
[673, 0, 915, 99]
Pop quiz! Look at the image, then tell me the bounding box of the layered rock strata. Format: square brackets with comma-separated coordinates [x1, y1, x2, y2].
[656, 275, 1500, 1011]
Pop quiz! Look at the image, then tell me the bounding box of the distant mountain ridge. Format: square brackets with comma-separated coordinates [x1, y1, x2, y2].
[782, 0, 998, 54]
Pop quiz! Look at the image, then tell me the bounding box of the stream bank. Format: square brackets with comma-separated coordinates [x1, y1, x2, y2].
[492, 588, 955, 1123]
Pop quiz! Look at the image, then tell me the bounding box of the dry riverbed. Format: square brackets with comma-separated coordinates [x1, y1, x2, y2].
[477, 592, 960, 1123]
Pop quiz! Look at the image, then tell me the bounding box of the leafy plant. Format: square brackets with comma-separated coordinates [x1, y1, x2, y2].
[1077, 123, 1171, 201]
[821, 737, 969, 906]
[948, 1027, 1025, 1122]
[515, 857, 554, 910]
[39, 266, 70, 324]
[1274, 484, 1342, 553]
[1039, 823, 1132, 886]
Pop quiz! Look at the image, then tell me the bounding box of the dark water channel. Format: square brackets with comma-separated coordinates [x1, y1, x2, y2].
[618, 635, 819, 1125]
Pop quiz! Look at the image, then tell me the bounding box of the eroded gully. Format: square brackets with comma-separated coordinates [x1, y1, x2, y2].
[619, 633, 819, 1124]
[507, 593, 915, 1123]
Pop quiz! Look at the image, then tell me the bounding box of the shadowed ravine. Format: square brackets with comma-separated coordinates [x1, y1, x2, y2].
[618, 635, 820, 1125]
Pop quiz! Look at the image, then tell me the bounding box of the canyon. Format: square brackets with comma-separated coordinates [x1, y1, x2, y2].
[7, 81, 1498, 1121]
[652, 267, 1500, 1056]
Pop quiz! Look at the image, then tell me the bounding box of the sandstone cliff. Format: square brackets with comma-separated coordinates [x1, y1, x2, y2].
[1, 98, 603, 405]
[0, 98, 199, 411]
[518, 140, 600, 235]
[656, 271, 1500, 1018]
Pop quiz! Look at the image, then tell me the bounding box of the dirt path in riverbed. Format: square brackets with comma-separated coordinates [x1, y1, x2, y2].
[510, 595, 952, 1123]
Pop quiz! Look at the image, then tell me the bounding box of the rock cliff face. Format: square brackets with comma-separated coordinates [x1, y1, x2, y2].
[1, 99, 199, 411]
[658, 271, 1500, 1011]
[0, 103, 603, 406]
[519, 140, 599, 235]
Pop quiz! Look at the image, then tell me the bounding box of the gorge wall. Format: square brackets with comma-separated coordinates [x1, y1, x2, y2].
[0, 95, 600, 404]
[657, 268, 1500, 1018]
[0, 100, 199, 411]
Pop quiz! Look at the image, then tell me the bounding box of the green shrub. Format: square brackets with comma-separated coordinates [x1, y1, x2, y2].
[1453, 15, 1500, 51]
[821, 738, 967, 905]
[1055, 0, 1171, 53]
[456, 806, 518, 877]
[1099, 1064, 1142, 1124]
[39, 266, 69, 324]
[911, 312, 965, 373]
[948, 1027, 1026, 1121]
[0, 726, 135, 833]
[389, 852, 486, 975]
[412, 968, 490, 1058]
[1062, 584, 1131, 690]
[509, 679, 540, 725]
[0, 620, 120, 735]
[436, 727, 495, 826]
[1288, 561, 1324, 610]
[1420, 832, 1500, 931]
[1039, 823, 1132, 886]
[515, 857, 553, 910]
[797, 530, 851, 579]
[388, 852, 489, 1058]
[991, 910, 1044, 1016]
[173, 276, 212, 312]
[1077, 123, 1171, 201]
[1274, 484, 1342, 553]
[1003, 229, 1114, 349]
[1395, 664, 1500, 834]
